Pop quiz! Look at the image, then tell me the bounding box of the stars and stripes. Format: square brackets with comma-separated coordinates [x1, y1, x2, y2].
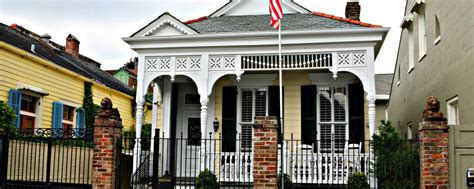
[270, 0, 283, 30]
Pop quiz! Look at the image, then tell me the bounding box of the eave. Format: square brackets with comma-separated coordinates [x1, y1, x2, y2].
[123, 27, 389, 56]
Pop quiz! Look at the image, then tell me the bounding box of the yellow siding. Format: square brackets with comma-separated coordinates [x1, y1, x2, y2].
[92, 86, 134, 130]
[272, 72, 312, 140]
[0, 43, 134, 130]
[213, 76, 235, 138]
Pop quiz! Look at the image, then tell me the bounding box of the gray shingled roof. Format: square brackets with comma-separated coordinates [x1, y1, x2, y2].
[188, 14, 367, 33]
[375, 74, 393, 96]
[0, 24, 133, 95]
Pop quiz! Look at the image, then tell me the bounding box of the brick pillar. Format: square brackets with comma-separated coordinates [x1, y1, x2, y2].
[92, 98, 123, 189]
[253, 116, 278, 189]
[419, 121, 449, 189]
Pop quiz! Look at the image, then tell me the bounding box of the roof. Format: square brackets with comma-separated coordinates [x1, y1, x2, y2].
[186, 12, 381, 34]
[0, 23, 133, 95]
[375, 74, 393, 96]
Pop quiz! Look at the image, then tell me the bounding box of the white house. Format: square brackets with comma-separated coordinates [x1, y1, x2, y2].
[124, 0, 388, 185]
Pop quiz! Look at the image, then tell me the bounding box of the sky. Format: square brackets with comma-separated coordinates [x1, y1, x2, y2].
[0, 0, 405, 73]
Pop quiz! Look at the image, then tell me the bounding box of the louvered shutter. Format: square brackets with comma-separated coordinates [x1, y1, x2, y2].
[75, 108, 85, 135]
[301, 85, 317, 147]
[52, 102, 64, 138]
[348, 83, 365, 152]
[268, 86, 283, 144]
[8, 89, 22, 128]
[222, 86, 237, 152]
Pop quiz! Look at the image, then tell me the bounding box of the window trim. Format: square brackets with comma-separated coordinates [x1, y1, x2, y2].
[59, 101, 81, 128]
[237, 87, 268, 152]
[434, 15, 441, 45]
[316, 85, 349, 153]
[447, 97, 459, 125]
[407, 25, 415, 72]
[238, 88, 268, 124]
[416, 7, 427, 62]
[18, 91, 42, 129]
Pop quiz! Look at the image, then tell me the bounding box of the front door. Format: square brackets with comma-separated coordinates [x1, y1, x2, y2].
[174, 83, 201, 178]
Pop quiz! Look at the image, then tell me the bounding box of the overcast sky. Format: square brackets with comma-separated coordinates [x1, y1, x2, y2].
[0, 0, 405, 73]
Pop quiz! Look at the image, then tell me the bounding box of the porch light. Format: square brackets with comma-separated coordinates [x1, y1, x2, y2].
[213, 118, 219, 132]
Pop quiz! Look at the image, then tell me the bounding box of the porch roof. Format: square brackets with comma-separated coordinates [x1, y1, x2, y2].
[187, 13, 378, 34]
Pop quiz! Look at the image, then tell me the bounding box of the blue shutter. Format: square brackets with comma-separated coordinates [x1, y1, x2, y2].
[75, 108, 85, 135]
[8, 89, 22, 128]
[52, 102, 64, 137]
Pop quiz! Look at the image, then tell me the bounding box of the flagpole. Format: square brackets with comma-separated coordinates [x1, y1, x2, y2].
[278, 20, 284, 189]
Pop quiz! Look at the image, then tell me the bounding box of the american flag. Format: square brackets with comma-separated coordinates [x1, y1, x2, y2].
[270, 0, 283, 30]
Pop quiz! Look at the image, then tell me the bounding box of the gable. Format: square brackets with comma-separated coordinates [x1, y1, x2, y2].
[210, 0, 310, 17]
[131, 13, 198, 37]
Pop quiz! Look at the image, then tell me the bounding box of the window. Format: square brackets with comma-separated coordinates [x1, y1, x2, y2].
[417, 7, 427, 60]
[240, 88, 267, 151]
[434, 15, 441, 44]
[408, 25, 415, 73]
[318, 86, 348, 153]
[62, 105, 75, 136]
[447, 97, 459, 125]
[19, 94, 39, 129]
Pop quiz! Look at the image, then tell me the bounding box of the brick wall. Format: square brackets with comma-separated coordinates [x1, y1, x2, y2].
[92, 107, 123, 189]
[253, 116, 279, 189]
[419, 121, 449, 189]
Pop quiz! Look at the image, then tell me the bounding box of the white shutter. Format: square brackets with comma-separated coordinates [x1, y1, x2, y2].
[319, 87, 332, 122]
[334, 87, 346, 122]
[241, 90, 253, 122]
[254, 90, 266, 117]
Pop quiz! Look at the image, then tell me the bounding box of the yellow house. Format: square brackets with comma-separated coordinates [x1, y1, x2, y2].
[0, 23, 150, 131]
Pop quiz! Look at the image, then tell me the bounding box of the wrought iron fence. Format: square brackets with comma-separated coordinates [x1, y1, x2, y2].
[124, 130, 254, 189]
[122, 129, 420, 189]
[279, 135, 420, 188]
[0, 128, 94, 189]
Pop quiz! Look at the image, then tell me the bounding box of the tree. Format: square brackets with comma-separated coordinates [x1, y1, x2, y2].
[0, 101, 17, 133]
[372, 120, 419, 189]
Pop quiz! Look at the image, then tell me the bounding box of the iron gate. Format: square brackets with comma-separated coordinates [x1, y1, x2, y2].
[0, 128, 93, 189]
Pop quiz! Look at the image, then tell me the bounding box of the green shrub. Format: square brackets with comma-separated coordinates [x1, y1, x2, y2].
[277, 173, 292, 189]
[195, 168, 219, 189]
[0, 101, 17, 133]
[347, 172, 369, 189]
[122, 124, 152, 150]
[371, 120, 419, 189]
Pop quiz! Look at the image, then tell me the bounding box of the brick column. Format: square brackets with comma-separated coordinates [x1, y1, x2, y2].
[253, 116, 278, 189]
[419, 121, 449, 189]
[93, 98, 123, 189]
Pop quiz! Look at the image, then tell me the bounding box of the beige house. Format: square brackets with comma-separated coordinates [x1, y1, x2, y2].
[388, 0, 473, 138]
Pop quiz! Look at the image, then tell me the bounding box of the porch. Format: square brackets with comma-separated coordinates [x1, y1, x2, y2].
[125, 134, 374, 187]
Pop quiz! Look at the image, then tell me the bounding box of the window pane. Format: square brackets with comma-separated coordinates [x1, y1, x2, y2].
[241, 90, 253, 122]
[320, 124, 332, 153]
[319, 87, 331, 122]
[20, 95, 37, 113]
[187, 118, 201, 146]
[63, 105, 74, 121]
[20, 115, 35, 129]
[334, 124, 346, 153]
[255, 90, 266, 117]
[241, 124, 253, 152]
[334, 87, 346, 122]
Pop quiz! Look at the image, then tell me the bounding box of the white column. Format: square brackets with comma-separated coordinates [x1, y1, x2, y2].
[367, 94, 376, 138]
[133, 99, 145, 173]
[200, 96, 209, 170]
[161, 79, 172, 173]
[133, 56, 146, 174]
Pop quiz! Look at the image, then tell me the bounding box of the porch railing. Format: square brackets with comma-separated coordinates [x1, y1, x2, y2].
[241, 53, 333, 71]
[124, 132, 420, 188]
